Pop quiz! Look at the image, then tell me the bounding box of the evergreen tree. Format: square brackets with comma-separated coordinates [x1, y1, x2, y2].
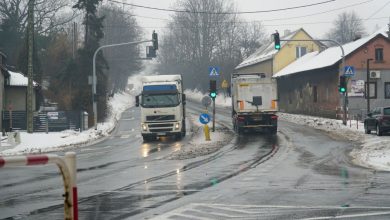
[73, 0, 108, 122]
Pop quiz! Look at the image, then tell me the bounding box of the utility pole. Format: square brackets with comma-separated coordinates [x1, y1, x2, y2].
[366, 58, 373, 113]
[27, 0, 34, 133]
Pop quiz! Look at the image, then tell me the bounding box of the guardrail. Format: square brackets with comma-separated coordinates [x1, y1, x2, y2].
[0, 152, 78, 220]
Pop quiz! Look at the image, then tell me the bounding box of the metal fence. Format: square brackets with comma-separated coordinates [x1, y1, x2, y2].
[2, 111, 87, 132]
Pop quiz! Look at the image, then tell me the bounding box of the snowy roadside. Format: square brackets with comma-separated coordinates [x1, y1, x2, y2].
[0, 73, 146, 156]
[277, 113, 390, 172]
[166, 114, 234, 160]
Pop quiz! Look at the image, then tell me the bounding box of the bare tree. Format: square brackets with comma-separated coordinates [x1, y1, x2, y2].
[99, 5, 143, 93]
[158, 0, 267, 90]
[0, 0, 78, 35]
[325, 11, 366, 44]
[239, 21, 267, 59]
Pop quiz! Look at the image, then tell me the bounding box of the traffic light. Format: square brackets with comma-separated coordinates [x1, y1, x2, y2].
[339, 75, 347, 93]
[273, 31, 281, 50]
[209, 80, 217, 98]
[152, 31, 158, 50]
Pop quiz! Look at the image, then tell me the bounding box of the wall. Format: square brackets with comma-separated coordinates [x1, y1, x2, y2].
[277, 64, 341, 118]
[4, 87, 36, 111]
[346, 35, 390, 117]
[235, 59, 273, 77]
[273, 30, 322, 74]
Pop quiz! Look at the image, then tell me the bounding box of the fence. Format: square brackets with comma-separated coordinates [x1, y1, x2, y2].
[0, 152, 78, 220]
[2, 111, 87, 132]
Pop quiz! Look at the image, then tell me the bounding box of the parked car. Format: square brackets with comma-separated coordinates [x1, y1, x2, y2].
[364, 107, 390, 136]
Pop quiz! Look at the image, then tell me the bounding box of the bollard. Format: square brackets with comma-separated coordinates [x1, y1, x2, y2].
[7, 132, 15, 146]
[204, 124, 211, 141]
[14, 131, 21, 144]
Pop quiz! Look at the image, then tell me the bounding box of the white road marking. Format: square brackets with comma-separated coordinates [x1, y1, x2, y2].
[121, 135, 130, 139]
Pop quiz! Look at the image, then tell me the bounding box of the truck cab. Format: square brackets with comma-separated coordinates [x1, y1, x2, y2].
[136, 75, 186, 142]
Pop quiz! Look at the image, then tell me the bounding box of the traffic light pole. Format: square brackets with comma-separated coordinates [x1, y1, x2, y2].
[212, 98, 215, 132]
[279, 39, 346, 125]
[92, 39, 152, 129]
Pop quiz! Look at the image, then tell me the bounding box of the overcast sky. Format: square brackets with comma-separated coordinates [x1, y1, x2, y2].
[102, 0, 389, 39]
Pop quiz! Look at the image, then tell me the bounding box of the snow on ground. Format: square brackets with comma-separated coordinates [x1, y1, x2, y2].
[166, 114, 233, 160]
[3, 73, 390, 171]
[0, 71, 151, 156]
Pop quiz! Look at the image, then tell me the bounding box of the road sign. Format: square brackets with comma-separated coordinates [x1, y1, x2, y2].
[221, 79, 228, 89]
[199, 113, 211, 124]
[344, 66, 355, 77]
[209, 66, 220, 77]
[202, 96, 212, 107]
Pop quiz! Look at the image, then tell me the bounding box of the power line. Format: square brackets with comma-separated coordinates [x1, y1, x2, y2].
[366, 0, 390, 19]
[107, 0, 336, 14]
[105, 16, 388, 29]
[120, 0, 373, 24]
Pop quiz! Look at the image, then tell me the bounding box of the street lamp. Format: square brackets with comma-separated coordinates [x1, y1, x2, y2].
[92, 38, 156, 129]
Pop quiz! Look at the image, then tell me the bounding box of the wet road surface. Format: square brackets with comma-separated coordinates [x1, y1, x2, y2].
[1, 101, 390, 219]
[0, 102, 277, 219]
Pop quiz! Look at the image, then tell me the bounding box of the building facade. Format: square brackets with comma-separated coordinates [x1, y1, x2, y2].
[274, 29, 390, 119]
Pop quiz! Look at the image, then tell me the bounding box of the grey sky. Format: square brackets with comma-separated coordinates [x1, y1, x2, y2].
[103, 0, 390, 39]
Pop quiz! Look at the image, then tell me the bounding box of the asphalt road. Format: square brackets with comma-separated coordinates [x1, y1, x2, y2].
[1, 101, 390, 219]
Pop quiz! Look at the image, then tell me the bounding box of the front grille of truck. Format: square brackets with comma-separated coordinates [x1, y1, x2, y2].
[149, 128, 173, 132]
[148, 123, 174, 128]
[146, 115, 175, 121]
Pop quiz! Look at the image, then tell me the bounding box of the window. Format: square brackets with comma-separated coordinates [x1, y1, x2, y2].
[313, 86, 318, 102]
[375, 48, 384, 62]
[385, 82, 390, 99]
[296, 46, 307, 58]
[365, 82, 377, 99]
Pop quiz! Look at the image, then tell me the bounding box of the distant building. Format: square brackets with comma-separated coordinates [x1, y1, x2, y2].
[235, 28, 324, 78]
[274, 27, 390, 119]
[4, 71, 39, 111]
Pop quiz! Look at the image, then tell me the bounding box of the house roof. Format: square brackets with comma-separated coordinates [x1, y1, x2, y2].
[274, 27, 389, 78]
[8, 71, 38, 87]
[235, 28, 322, 70]
[235, 29, 299, 70]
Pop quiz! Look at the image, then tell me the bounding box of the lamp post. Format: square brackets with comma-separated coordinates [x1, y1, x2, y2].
[366, 58, 373, 113]
[92, 40, 152, 129]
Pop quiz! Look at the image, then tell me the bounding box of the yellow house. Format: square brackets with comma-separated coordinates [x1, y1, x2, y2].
[235, 28, 324, 76]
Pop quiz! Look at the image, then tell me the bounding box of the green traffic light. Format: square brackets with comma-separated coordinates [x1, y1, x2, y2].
[210, 92, 217, 98]
[339, 87, 346, 93]
[275, 45, 281, 50]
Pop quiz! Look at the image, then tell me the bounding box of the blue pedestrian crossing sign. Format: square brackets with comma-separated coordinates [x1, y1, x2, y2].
[209, 66, 220, 77]
[199, 113, 211, 124]
[344, 66, 355, 77]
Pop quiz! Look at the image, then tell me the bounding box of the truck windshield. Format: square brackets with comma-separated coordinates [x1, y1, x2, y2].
[141, 93, 180, 108]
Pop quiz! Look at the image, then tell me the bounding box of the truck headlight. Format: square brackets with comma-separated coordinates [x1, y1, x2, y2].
[142, 124, 147, 131]
[174, 122, 180, 130]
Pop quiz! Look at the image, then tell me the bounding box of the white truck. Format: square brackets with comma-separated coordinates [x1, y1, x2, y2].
[231, 73, 278, 134]
[135, 75, 186, 142]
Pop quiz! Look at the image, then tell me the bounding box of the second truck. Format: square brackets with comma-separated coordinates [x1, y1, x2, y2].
[231, 73, 278, 134]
